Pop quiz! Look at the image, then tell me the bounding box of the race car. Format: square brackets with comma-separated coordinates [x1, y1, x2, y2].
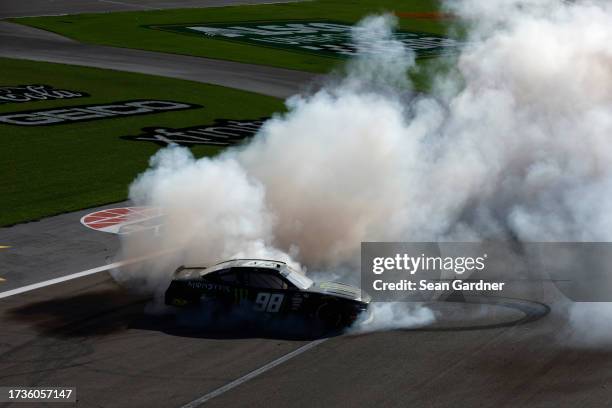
[164, 259, 371, 329]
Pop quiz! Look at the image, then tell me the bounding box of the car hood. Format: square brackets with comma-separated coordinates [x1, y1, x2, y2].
[309, 281, 371, 303]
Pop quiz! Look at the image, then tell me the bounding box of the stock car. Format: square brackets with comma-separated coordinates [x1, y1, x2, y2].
[164, 259, 371, 329]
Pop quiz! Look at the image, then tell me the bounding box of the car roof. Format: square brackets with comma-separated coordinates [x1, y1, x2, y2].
[176, 259, 285, 277]
[174, 259, 314, 289]
[207, 258, 285, 272]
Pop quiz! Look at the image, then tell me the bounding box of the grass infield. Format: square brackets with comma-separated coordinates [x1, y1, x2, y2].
[0, 58, 283, 226]
[11, 0, 449, 76]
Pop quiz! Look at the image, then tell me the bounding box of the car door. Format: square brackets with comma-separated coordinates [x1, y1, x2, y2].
[200, 268, 245, 305]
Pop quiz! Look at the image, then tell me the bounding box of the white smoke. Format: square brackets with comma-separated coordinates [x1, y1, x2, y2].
[349, 303, 435, 333]
[119, 0, 612, 334]
[567, 302, 612, 348]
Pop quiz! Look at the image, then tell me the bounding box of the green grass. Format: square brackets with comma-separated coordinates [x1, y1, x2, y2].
[11, 0, 449, 75]
[0, 58, 283, 226]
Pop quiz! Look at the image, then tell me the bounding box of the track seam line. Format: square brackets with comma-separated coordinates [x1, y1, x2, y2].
[180, 338, 328, 407]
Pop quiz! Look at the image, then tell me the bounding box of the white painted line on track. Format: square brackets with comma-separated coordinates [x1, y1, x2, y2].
[0, 264, 117, 300]
[180, 338, 328, 407]
[0, 250, 172, 300]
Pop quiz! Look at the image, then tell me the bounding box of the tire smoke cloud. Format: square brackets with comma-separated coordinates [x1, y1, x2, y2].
[118, 1, 612, 334]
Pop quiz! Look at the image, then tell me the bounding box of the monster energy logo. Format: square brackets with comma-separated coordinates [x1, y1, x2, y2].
[234, 288, 249, 304]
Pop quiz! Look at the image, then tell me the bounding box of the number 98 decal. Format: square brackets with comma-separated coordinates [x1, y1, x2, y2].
[254, 292, 284, 313]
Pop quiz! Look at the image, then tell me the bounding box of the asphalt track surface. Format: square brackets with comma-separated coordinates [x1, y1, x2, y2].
[2, 3, 612, 408]
[0, 22, 317, 99]
[0, 202, 125, 293]
[3, 272, 610, 408]
[0, 0, 302, 18]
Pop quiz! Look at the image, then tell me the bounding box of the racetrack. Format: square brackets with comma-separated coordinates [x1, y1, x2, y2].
[3, 2, 612, 407]
[0, 202, 124, 293]
[2, 271, 608, 408]
[0, 1, 316, 291]
[0, 22, 317, 99]
[0, 200, 583, 408]
[0, 14, 316, 289]
[0, 272, 312, 408]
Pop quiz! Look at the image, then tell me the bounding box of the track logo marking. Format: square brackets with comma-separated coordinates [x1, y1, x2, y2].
[80, 207, 163, 235]
[0, 100, 200, 126]
[121, 117, 267, 147]
[147, 20, 464, 59]
[0, 84, 89, 105]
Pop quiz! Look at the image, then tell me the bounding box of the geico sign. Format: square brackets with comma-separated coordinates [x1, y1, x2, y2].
[0, 100, 200, 126]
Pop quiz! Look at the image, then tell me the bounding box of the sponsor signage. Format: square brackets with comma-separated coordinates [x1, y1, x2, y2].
[148, 20, 463, 58]
[0, 100, 200, 126]
[121, 118, 267, 146]
[0, 84, 88, 105]
[81, 207, 163, 235]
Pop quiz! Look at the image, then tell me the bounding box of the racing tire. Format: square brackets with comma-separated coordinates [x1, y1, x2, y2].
[315, 302, 343, 329]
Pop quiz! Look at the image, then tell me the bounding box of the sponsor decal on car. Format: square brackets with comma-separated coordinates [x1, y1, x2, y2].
[0, 84, 89, 105]
[171, 298, 189, 306]
[188, 282, 231, 292]
[0, 100, 200, 126]
[121, 118, 267, 146]
[291, 294, 304, 311]
[80, 207, 163, 235]
[234, 287, 250, 304]
[147, 20, 464, 59]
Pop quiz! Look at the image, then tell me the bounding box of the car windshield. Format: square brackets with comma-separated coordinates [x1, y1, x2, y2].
[284, 268, 314, 289]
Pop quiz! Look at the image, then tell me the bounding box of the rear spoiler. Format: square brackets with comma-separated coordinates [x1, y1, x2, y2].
[173, 265, 206, 276]
[173, 259, 287, 276]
